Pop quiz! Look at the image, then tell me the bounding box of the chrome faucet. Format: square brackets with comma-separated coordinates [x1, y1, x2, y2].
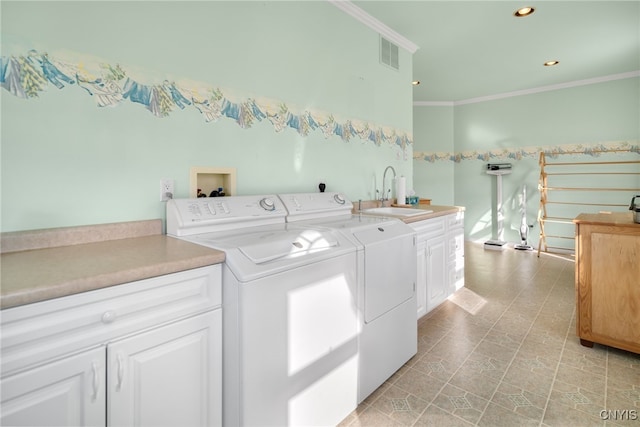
[381, 166, 396, 202]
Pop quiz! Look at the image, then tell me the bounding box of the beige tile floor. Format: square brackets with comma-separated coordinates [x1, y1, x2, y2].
[340, 242, 640, 427]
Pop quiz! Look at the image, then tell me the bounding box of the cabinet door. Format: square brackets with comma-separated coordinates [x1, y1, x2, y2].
[582, 227, 640, 350]
[448, 230, 465, 293]
[416, 241, 427, 318]
[107, 310, 222, 427]
[1, 346, 106, 427]
[426, 236, 447, 313]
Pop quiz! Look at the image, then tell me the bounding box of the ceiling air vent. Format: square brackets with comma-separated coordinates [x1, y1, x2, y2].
[380, 36, 399, 70]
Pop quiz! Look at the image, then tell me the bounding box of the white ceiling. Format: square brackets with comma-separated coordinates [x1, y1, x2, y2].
[346, 1, 640, 104]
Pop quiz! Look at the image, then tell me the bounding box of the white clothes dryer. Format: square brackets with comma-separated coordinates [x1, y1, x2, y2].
[167, 195, 359, 427]
[278, 192, 418, 402]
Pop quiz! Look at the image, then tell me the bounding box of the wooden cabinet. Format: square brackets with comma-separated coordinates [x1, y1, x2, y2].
[1, 265, 222, 427]
[412, 211, 465, 318]
[574, 213, 640, 354]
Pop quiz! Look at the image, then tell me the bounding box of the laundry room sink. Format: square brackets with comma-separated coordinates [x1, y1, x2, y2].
[361, 207, 432, 217]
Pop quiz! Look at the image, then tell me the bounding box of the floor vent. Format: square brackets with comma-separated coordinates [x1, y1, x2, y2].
[380, 36, 399, 70]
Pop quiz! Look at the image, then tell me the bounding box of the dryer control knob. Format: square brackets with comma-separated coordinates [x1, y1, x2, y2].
[260, 198, 276, 211]
[334, 193, 346, 204]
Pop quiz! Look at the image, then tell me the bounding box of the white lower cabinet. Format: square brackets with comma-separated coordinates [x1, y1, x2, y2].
[416, 241, 427, 317]
[0, 346, 106, 427]
[412, 211, 465, 318]
[108, 310, 221, 427]
[448, 228, 465, 293]
[425, 235, 448, 313]
[1, 265, 222, 427]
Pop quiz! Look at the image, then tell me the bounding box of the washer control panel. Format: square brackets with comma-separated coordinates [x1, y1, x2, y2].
[278, 192, 353, 222]
[167, 195, 287, 236]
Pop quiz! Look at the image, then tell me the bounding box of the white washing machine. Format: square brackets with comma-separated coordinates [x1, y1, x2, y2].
[167, 195, 359, 427]
[278, 192, 418, 402]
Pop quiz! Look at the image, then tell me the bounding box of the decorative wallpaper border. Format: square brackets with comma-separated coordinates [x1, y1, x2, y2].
[414, 141, 640, 163]
[0, 50, 413, 150]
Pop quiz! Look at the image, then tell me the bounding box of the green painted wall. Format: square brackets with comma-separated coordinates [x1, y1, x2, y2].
[1, 1, 413, 232]
[414, 76, 640, 249]
[412, 105, 454, 205]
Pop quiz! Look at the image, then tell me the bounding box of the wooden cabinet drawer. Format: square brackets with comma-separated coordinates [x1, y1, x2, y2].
[1, 265, 221, 376]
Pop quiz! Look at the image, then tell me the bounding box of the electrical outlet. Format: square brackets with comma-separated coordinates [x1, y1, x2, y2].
[160, 179, 174, 202]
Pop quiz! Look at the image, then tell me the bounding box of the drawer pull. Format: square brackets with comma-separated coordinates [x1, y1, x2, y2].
[91, 361, 100, 401]
[116, 353, 125, 391]
[101, 310, 117, 324]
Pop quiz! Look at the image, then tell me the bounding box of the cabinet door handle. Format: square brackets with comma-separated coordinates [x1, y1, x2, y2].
[116, 353, 125, 391]
[91, 361, 100, 401]
[101, 310, 117, 324]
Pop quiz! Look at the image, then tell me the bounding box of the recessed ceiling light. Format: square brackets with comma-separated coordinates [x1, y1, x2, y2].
[544, 60, 559, 66]
[514, 6, 535, 17]
[412, 80, 421, 86]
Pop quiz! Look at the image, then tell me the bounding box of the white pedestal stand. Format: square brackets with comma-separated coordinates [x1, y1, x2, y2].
[485, 169, 511, 250]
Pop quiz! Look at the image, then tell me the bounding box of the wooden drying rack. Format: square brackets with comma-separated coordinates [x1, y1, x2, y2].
[537, 150, 640, 257]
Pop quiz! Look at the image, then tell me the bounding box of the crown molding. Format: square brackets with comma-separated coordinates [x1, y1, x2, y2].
[455, 70, 640, 106]
[414, 70, 640, 107]
[328, 0, 419, 54]
[414, 101, 455, 107]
